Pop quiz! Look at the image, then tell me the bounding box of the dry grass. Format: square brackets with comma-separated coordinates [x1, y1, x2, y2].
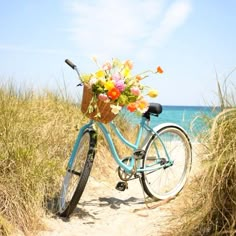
[0, 84, 84, 235]
[167, 74, 236, 236]
[0, 84, 87, 234]
[90, 111, 139, 184]
[0, 83, 137, 235]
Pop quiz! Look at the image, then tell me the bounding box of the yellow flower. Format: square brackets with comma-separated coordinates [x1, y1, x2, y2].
[122, 67, 131, 77]
[112, 58, 123, 68]
[137, 99, 149, 113]
[81, 74, 92, 83]
[104, 80, 114, 90]
[148, 89, 158, 98]
[99, 78, 106, 84]
[95, 69, 105, 78]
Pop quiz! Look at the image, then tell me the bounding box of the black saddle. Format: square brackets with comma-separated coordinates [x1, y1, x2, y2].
[143, 103, 162, 120]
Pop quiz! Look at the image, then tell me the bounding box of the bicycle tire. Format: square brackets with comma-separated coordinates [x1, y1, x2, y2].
[141, 125, 192, 200]
[58, 128, 97, 217]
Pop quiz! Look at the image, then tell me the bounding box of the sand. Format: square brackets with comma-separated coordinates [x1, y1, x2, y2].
[37, 144, 200, 236]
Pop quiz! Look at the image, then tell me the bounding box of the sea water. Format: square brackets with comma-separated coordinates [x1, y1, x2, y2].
[151, 105, 220, 141]
[122, 105, 220, 142]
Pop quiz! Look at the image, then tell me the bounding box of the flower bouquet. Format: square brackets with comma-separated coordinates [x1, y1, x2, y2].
[80, 57, 163, 123]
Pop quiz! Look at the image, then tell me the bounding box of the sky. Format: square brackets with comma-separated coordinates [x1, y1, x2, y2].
[0, 0, 236, 106]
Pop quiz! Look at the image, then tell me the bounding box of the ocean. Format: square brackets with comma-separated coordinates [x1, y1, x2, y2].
[123, 105, 220, 142]
[151, 105, 220, 141]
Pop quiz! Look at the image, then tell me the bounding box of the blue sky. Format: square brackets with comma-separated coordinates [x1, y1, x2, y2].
[0, 0, 235, 105]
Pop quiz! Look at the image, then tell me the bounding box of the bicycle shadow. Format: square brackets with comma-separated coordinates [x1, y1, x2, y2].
[71, 207, 98, 221]
[70, 196, 143, 219]
[98, 196, 143, 209]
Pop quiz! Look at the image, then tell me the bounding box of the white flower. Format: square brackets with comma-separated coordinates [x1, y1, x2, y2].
[89, 77, 98, 86]
[110, 104, 122, 115]
[137, 106, 148, 113]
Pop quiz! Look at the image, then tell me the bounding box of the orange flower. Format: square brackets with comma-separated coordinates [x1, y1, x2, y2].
[136, 75, 143, 81]
[157, 66, 163, 74]
[124, 60, 133, 70]
[127, 103, 137, 112]
[107, 87, 121, 100]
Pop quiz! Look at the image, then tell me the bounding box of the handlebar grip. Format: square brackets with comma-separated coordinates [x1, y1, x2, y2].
[65, 59, 76, 69]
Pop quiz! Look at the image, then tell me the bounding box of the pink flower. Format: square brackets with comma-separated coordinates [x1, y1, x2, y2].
[131, 87, 141, 96]
[98, 93, 109, 102]
[102, 62, 112, 70]
[115, 80, 125, 92]
[112, 73, 121, 81]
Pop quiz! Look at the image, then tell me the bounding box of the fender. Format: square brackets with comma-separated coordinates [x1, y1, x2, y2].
[141, 122, 191, 150]
[152, 122, 189, 136]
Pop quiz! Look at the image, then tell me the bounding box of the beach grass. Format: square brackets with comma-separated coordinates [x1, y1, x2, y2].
[0, 83, 83, 235]
[2, 73, 235, 235]
[0, 82, 134, 235]
[168, 73, 236, 235]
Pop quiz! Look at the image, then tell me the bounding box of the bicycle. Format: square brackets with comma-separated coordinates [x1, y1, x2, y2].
[58, 59, 192, 217]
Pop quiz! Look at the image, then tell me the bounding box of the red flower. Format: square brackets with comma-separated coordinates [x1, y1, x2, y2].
[107, 87, 121, 100]
[127, 103, 137, 112]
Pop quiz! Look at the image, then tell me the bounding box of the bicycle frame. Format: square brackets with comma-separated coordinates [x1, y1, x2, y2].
[67, 115, 171, 175]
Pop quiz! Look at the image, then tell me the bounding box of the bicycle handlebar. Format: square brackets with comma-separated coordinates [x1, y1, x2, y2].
[65, 59, 82, 84]
[65, 59, 77, 70]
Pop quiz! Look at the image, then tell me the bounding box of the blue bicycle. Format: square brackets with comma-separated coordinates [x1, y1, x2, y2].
[58, 59, 192, 217]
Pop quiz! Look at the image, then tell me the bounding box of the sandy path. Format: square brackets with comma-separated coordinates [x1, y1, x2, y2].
[38, 177, 175, 236]
[38, 144, 200, 236]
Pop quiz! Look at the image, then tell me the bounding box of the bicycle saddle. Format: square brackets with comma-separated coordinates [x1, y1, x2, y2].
[143, 103, 162, 120]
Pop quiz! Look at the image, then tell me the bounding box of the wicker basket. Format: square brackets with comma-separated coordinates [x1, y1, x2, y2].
[81, 84, 117, 123]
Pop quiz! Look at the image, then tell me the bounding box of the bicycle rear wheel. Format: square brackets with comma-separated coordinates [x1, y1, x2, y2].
[141, 125, 192, 200]
[58, 129, 97, 217]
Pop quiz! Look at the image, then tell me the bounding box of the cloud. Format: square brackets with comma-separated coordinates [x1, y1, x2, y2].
[146, 0, 192, 47]
[65, 0, 192, 62]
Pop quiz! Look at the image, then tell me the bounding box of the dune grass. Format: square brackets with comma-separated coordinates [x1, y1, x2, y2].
[0, 84, 84, 235]
[168, 72, 236, 235]
[4, 73, 235, 235]
[0, 83, 136, 235]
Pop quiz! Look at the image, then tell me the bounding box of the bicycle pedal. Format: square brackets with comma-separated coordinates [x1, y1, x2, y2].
[115, 181, 128, 191]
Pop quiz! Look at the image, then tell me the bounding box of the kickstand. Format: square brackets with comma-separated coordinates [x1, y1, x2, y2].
[136, 175, 176, 212]
[137, 175, 153, 209]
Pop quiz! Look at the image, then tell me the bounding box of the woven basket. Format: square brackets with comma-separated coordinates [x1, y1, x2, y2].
[81, 84, 117, 123]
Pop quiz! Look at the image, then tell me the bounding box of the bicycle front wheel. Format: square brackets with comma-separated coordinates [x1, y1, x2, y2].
[142, 125, 192, 200]
[58, 129, 97, 217]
